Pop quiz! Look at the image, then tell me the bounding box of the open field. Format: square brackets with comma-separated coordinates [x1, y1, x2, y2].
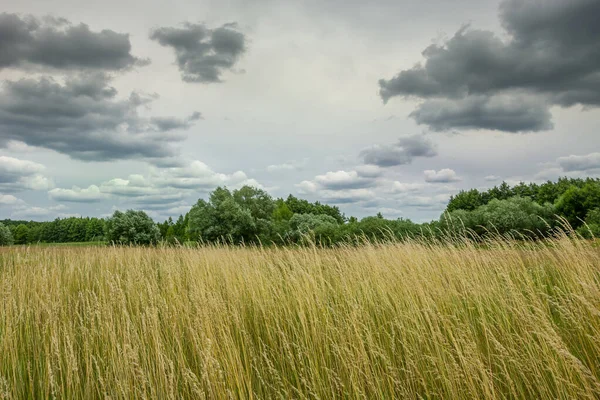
[1, 236, 599, 399]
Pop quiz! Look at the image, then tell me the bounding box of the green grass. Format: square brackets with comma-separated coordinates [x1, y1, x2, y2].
[0, 235, 599, 399]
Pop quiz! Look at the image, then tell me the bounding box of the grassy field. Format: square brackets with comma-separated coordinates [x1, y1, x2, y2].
[19, 241, 107, 247]
[0, 235, 599, 399]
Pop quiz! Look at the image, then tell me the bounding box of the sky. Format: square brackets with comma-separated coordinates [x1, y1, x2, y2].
[0, 0, 599, 223]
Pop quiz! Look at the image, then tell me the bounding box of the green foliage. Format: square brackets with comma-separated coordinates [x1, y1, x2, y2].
[0, 222, 13, 245]
[188, 187, 259, 244]
[1, 217, 106, 244]
[442, 196, 556, 237]
[4, 177, 600, 248]
[555, 182, 600, 229]
[288, 213, 339, 243]
[13, 224, 30, 245]
[106, 210, 161, 245]
[285, 195, 345, 224]
[446, 177, 599, 213]
[272, 199, 293, 221]
[576, 209, 600, 239]
[447, 189, 484, 212]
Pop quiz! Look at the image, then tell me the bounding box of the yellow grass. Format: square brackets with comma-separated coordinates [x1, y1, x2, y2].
[0, 236, 599, 399]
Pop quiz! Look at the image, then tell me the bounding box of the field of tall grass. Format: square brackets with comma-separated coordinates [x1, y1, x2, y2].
[0, 235, 599, 399]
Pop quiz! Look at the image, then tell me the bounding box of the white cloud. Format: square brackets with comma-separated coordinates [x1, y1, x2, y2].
[424, 168, 461, 183]
[152, 161, 256, 190]
[0, 194, 25, 206]
[48, 185, 106, 203]
[484, 175, 501, 182]
[557, 153, 600, 172]
[266, 158, 308, 173]
[46, 160, 262, 213]
[0, 156, 52, 191]
[387, 181, 426, 193]
[296, 180, 319, 194]
[398, 194, 451, 208]
[11, 204, 67, 219]
[314, 170, 375, 190]
[319, 188, 377, 204]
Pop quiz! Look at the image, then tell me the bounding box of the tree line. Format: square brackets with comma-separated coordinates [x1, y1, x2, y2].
[1, 177, 599, 246]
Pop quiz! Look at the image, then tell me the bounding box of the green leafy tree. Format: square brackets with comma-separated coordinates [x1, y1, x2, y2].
[442, 196, 555, 237]
[106, 210, 161, 245]
[13, 224, 30, 245]
[85, 218, 105, 241]
[188, 188, 256, 243]
[165, 225, 176, 243]
[0, 222, 13, 245]
[272, 199, 293, 221]
[446, 189, 484, 212]
[285, 195, 345, 224]
[577, 208, 600, 239]
[555, 182, 600, 229]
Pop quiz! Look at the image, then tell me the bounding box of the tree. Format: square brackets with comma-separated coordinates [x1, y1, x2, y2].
[106, 210, 161, 245]
[555, 182, 600, 228]
[165, 225, 176, 243]
[0, 222, 13, 245]
[13, 224, 30, 245]
[285, 195, 345, 224]
[172, 215, 188, 243]
[188, 188, 257, 243]
[446, 189, 484, 212]
[272, 199, 293, 221]
[234, 186, 275, 221]
[85, 218, 105, 241]
[577, 208, 600, 239]
[442, 196, 555, 237]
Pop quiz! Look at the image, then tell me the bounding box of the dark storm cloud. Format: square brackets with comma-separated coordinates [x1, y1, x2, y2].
[0, 74, 199, 161]
[378, 0, 600, 132]
[150, 22, 246, 83]
[360, 134, 437, 167]
[0, 13, 148, 71]
[410, 94, 553, 132]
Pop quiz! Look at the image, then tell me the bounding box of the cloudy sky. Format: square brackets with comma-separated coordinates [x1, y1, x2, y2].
[0, 0, 599, 222]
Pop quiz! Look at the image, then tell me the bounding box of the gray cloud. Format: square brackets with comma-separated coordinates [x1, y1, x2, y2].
[0, 74, 199, 161]
[150, 22, 246, 83]
[150, 111, 202, 132]
[410, 94, 553, 132]
[360, 134, 437, 167]
[378, 0, 600, 132]
[0, 13, 148, 71]
[557, 153, 600, 172]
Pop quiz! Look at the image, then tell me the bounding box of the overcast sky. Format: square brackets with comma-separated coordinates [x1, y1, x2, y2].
[0, 0, 599, 222]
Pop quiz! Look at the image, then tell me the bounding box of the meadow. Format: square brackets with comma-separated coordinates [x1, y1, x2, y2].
[0, 234, 599, 399]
